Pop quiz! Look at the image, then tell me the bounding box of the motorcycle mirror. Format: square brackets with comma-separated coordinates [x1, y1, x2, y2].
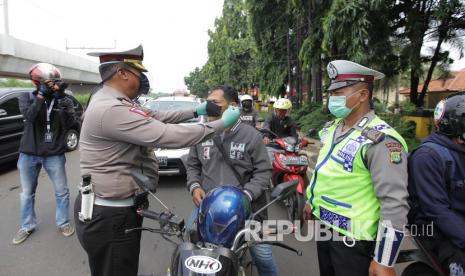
[249, 180, 298, 222]
[257, 117, 264, 123]
[131, 169, 157, 193]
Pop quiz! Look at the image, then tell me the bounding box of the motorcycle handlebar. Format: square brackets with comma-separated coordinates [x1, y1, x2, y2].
[136, 209, 185, 230]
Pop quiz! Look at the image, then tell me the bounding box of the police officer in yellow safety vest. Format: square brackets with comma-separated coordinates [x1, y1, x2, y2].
[303, 60, 409, 276]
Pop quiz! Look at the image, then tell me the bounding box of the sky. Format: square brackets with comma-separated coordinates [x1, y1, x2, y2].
[0, 0, 224, 93]
[1, 0, 464, 93]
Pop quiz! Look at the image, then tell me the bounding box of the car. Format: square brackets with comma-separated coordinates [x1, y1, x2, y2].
[144, 96, 206, 176]
[0, 88, 83, 165]
[136, 96, 153, 105]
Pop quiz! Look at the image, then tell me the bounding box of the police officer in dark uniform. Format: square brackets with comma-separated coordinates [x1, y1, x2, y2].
[408, 92, 465, 275]
[74, 45, 240, 276]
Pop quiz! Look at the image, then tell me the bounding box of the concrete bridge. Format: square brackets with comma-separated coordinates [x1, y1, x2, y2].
[0, 34, 101, 93]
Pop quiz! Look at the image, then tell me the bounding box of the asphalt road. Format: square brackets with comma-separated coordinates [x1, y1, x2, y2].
[0, 151, 319, 276]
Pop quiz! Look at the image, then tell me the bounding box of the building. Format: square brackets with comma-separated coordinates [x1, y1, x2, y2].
[399, 69, 465, 109]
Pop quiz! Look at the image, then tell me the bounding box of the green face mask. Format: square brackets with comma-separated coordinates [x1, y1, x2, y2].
[328, 91, 361, 118]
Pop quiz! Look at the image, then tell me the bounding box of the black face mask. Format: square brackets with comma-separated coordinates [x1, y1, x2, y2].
[242, 101, 252, 110]
[137, 73, 150, 95]
[127, 70, 150, 95]
[206, 100, 222, 117]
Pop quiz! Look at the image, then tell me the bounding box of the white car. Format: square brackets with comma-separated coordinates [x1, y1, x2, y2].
[144, 96, 206, 176]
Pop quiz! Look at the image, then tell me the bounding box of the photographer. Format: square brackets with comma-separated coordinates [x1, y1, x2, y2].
[12, 63, 77, 245]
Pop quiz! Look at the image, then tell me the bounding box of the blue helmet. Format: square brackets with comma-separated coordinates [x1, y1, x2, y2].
[198, 186, 252, 248]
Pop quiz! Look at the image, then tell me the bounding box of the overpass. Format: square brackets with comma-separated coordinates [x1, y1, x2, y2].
[0, 34, 101, 92]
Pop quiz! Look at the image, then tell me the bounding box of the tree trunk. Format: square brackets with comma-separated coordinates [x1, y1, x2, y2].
[418, 17, 450, 107]
[296, 18, 303, 108]
[287, 31, 294, 101]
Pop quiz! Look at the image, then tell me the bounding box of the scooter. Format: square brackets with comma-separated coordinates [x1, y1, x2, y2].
[127, 171, 302, 276]
[259, 128, 311, 227]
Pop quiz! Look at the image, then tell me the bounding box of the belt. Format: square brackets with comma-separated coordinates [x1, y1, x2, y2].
[94, 196, 134, 207]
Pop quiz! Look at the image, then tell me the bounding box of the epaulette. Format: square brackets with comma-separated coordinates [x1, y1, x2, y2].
[117, 97, 134, 107]
[361, 127, 385, 144]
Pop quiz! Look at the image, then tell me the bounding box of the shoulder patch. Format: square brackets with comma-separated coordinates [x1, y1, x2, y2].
[361, 127, 385, 144]
[386, 142, 403, 164]
[129, 107, 149, 118]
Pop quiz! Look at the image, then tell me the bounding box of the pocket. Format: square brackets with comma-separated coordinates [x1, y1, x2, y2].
[321, 195, 352, 209]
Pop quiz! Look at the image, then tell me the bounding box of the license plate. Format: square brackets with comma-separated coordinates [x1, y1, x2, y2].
[157, 156, 168, 167]
[284, 156, 308, 166]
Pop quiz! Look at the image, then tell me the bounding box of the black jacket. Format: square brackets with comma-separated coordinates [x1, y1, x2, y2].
[408, 132, 465, 248]
[263, 114, 298, 139]
[19, 92, 77, 156]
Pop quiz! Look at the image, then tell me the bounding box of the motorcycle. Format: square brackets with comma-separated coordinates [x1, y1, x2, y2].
[127, 171, 302, 276]
[259, 128, 311, 227]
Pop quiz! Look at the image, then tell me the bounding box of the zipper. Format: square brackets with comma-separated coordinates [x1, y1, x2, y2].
[308, 130, 338, 206]
[321, 195, 352, 209]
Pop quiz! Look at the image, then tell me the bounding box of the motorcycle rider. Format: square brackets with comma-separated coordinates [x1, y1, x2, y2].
[262, 98, 299, 163]
[408, 92, 465, 275]
[186, 85, 278, 276]
[303, 60, 409, 276]
[262, 98, 298, 144]
[75, 45, 240, 276]
[240, 94, 259, 128]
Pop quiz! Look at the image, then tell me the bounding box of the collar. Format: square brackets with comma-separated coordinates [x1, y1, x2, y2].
[341, 110, 376, 132]
[102, 85, 132, 102]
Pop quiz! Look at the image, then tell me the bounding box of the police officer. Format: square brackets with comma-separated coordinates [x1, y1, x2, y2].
[408, 92, 465, 275]
[239, 94, 259, 128]
[75, 45, 240, 276]
[303, 60, 409, 276]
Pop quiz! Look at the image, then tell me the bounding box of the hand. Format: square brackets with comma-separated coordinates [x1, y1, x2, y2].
[303, 203, 314, 221]
[192, 187, 206, 208]
[221, 106, 240, 128]
[368, 261, 395, 276]
[195, 102, 207, 116]
[263, 137, 271, 145]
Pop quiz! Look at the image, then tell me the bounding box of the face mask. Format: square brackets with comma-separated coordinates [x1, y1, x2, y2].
[127, 70, 150, 95]
[242, 101, 252, 110]
[137, 73, 150, 95]
[206, 100, 222, 117]
[328, 91, 361, 118]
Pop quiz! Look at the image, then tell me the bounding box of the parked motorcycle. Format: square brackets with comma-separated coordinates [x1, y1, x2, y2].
[127, 171, 302, 276]
[259, 128, 311, 227]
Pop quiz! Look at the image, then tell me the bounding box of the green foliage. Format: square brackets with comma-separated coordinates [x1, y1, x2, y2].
[74, 93, 91, 107]
[0, 78, 33, 88]
[290, 103, 334, 138]
[184, 67, 209, 98]
[400, 100, 417, 114]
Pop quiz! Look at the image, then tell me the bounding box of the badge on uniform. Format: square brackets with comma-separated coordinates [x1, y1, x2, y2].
[44, 131, 53, 143]
[386, 142, 402, 164]
[230, 142, 245, 160]
[337, 139, 361, 172]
[240, 115, 253, 122]
[203, 147, 211, 160]
[129, 107, 149, 118]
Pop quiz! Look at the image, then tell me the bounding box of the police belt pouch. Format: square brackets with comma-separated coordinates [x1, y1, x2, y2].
[78, 176, 95, 222]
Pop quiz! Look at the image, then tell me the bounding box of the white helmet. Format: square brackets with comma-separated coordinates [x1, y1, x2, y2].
[240, 94, 253, 103]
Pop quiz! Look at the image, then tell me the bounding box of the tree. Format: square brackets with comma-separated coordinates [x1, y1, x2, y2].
[184, 67, 209, 98]
[203, 0, 257, 91]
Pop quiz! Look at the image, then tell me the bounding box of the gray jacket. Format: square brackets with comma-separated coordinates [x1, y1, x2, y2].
[187, 121, 272, 201]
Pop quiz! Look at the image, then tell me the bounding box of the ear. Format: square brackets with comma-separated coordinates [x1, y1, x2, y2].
[359, 89, 370, 103]
[117, 69, 130, 81]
